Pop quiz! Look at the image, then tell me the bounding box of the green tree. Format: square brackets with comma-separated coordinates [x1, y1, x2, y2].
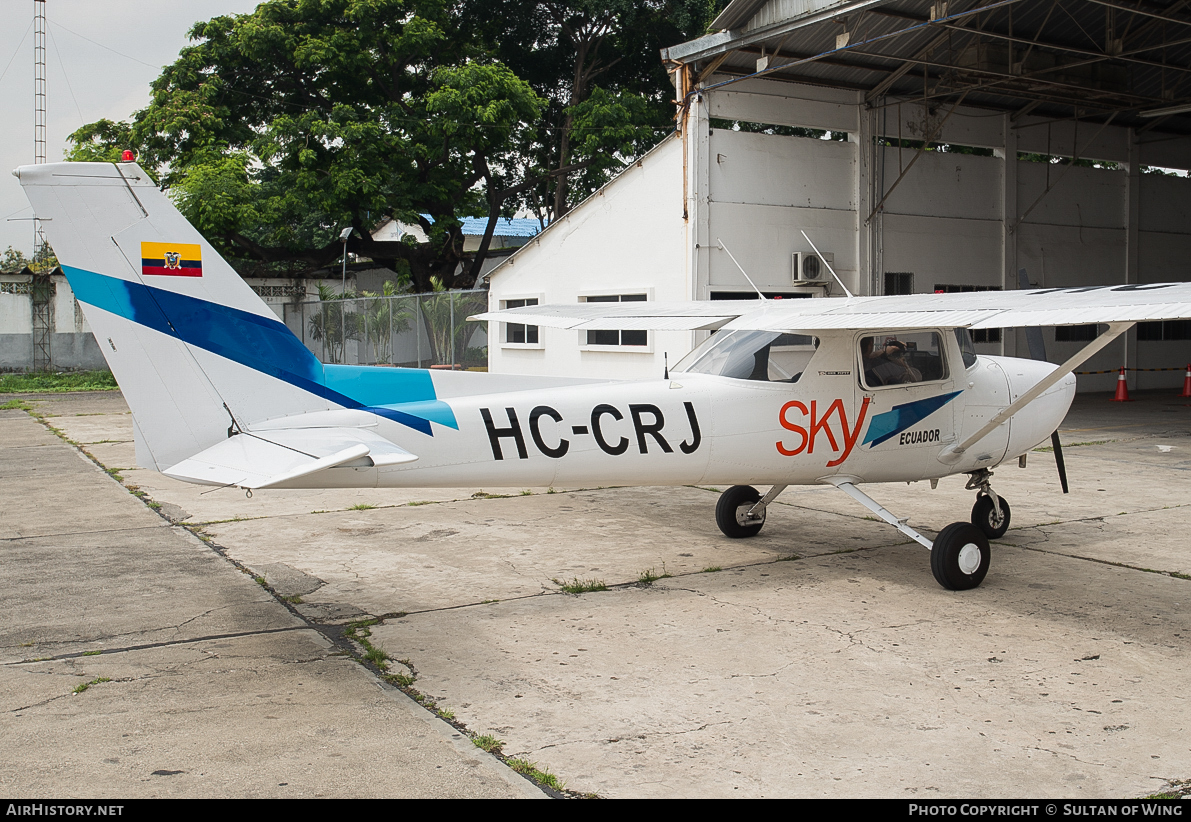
[67, 0, 542, 291]
[1, 245, 58, 274]
[464, 0, 723, 223]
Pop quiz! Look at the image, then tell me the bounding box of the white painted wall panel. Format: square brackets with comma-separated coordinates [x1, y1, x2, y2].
[1139, 174, 1191, 236]
[706, 201, 857, 293]
[879, 102, 1006, 150]
[1015, 117, 1130, 163]
[878, 148, 1002, 221]
[1138, 230, 1191, 282]
[1138, 135, 1191, 173]
[709, 81, 858, 134]
[1015, 223, 1127, 288]
[1017, 162, 1126, 229]
[710, 129, 856, 210]
[0, 293, 32, 334]
[880, 214, 1003, 289]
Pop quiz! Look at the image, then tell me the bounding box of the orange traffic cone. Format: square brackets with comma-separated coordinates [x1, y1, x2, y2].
[1111, 366, 1131, 402]
[1180, 363, 1191, 398]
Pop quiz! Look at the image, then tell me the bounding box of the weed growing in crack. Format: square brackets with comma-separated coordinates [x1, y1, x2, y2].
[82, 650, 102, 656]
[365, 646, 390, 667]
[701, 566, 722, 573]
[520, 489, 532, 496]
[638, 565, 672, 585]
[507, 758, 564, 791]
[437, 708, 455, 721]
[407, 500, 434, 506]
[349, 503, 377, 510]
[72, 677, 111, 694]
[553, 578, 607, 594]
[775, 554, 801, 562]
[253, 576, 267, 587]
[472, 734, 503, 753]
[282, 595, 304, 604]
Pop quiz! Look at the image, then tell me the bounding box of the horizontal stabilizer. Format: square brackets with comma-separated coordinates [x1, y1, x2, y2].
[163, 427, 417, 489]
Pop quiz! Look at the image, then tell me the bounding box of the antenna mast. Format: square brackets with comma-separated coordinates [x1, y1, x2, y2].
[33, 0, 48, 254]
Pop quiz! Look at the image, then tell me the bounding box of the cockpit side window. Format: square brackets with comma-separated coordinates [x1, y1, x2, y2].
[859, 331, 949, 389]
[953, 327, 978, 369]
[674, 330, 818, 382]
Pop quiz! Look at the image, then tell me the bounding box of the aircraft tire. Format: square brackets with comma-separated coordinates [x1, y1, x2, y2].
[930, 522, 990, 590]
[716, 485, 764, 538]
[971, 495, 1011, 539]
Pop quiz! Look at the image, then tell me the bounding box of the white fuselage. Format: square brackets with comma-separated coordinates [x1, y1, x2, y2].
[268, 345, 1076, 491]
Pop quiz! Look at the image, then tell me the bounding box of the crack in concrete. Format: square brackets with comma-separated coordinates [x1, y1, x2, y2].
[3, 626, 311, 665]
[8, 676, 135, 713]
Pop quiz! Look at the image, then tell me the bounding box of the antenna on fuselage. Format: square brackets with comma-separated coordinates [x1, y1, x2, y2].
[717, 239, 766, 300]
[800, 230, 853, 299]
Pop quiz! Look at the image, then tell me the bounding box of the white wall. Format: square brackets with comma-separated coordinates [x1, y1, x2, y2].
[487, 135, 692, 379]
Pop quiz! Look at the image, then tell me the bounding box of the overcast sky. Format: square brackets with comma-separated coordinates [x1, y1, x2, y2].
[1, 1, 260, 256]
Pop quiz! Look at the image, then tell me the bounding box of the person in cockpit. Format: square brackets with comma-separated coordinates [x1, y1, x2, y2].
[861, 337, 922, 385]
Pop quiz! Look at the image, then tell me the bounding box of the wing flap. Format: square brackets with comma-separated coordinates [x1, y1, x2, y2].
[163, 427, 417, 488]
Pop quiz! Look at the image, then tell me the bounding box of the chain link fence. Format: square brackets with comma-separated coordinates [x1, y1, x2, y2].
[282, 288, 489, 369]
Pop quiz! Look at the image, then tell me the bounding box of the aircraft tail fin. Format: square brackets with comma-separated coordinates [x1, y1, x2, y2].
[15, 161, 331, 470]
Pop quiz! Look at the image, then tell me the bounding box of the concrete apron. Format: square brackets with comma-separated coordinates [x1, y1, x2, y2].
[0, 398, 542, 799]
[3, 389, 1189, 798]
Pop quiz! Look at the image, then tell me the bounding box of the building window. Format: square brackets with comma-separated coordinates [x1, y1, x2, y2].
[934, 284, 1003, 343]
[1, 282, 31, 295]
[503, 298, 539, 344]
[885, 272, 914, 295]
[584, 294, 647, 346]
[1056, 324, 1101, 342]
[1138, 320, 1191, 341]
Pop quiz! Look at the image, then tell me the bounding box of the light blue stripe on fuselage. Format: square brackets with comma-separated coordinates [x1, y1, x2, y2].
[63, 265, 457, 434]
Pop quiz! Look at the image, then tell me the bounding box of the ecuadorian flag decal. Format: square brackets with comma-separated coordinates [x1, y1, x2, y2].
[142, 241, 202, 277]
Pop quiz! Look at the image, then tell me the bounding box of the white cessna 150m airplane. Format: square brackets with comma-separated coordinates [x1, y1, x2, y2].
[16, 161, 1191, 590]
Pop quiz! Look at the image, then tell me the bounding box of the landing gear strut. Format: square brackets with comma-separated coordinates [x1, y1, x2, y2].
[966, 469, 1011, 539]
[715, 484, 786, 538]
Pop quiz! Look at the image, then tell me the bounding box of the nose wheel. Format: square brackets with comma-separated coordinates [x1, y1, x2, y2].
[966, 469, 1010, 539]
[971, 494, 1011, 539]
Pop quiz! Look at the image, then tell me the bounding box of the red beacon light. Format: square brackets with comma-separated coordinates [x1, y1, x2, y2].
[121, 150, 135, 162]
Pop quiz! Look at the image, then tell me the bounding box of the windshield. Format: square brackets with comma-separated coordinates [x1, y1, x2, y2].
[673, 330, 817, 382]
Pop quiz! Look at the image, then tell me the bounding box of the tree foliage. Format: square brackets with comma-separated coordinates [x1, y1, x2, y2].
[67, 0, 724, 288]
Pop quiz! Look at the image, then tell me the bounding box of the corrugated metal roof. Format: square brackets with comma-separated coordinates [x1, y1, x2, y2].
[418, 214, 542, 238]
[671, 0, 1191, 136]
[458, 216, 542, 238]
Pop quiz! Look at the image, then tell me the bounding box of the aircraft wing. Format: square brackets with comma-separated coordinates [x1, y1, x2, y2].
[471, 282, 1191, 332]
[163, 426, 417, 489]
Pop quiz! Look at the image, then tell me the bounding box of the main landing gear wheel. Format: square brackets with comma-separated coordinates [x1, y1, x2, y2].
[971, 494, 1011, 539]
[930, 522, 991, 590]
[716, 485, 764, 538]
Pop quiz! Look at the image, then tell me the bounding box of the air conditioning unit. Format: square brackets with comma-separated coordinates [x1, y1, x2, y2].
[792, 251, 833, 283]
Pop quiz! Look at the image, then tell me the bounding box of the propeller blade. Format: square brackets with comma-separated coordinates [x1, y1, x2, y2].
[1051, 430, 1069, 494]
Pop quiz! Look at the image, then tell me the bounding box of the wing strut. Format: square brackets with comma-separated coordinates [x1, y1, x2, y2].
[939, 321, 1134, 464]
[826, 478, 934, 549]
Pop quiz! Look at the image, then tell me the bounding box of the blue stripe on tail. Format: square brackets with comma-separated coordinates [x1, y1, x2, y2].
[63, 265, 457, 435]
